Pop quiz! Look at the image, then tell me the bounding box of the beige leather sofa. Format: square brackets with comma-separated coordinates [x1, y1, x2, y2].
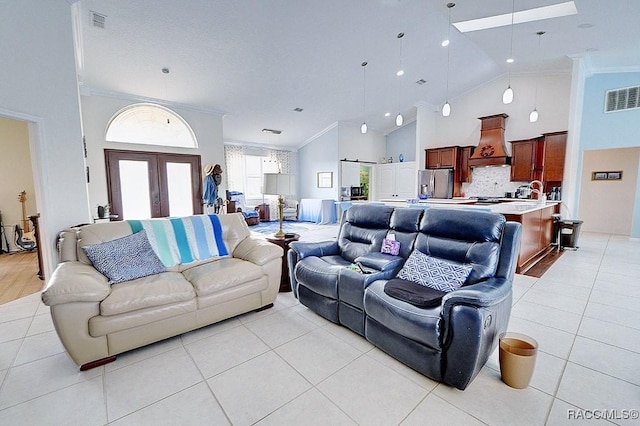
[41, 213, 282, 370]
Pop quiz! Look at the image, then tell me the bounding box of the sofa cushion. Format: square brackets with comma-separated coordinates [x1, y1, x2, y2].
[83, 230, 167, 284]
[295, 256, 351, 299]
[416, 209, 504, 283]
[100, 271, 195, 316]
[383, 278, 446, 308]
[397, 250, 472, 292]
[337, 204, 395, 262]
[389, 208, 423, 259]
[181, 258, 263, 297]
[364, 280, 442, 350]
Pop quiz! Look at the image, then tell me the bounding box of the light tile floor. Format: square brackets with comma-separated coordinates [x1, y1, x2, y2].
[1, 231, 639, 425]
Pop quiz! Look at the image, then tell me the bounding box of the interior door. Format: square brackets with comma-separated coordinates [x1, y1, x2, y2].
[105, 149, 202, 220]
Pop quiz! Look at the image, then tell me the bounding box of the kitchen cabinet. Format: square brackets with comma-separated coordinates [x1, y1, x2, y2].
[541, 131, 567, 183]
[426, 147, 458, 169]
[459, 146, 474, 183]
[376, 161, 416, 200]
[510, 132, 567, 186]
[510, 137, 543, 182]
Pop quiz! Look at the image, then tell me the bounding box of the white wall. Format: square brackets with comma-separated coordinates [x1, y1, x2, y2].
[1, 0, 88, 277]
[419, 73, 571, 153]
[298, 125, 339, 199]
[80, 94, 224, 215]
[386, 121, 416, 162]
[0, 118, 37, 251]
[338, 123, 385, 162]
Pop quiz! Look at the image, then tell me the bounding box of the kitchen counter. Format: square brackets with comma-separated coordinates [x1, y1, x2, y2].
[378, 198, 559, 215]
[487, 201, 559, 215]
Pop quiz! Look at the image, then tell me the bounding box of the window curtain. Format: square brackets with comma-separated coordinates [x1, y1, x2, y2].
[224, 145, 245, 194]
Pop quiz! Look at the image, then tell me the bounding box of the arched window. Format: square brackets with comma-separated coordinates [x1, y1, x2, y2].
[105, 103, 197, 148]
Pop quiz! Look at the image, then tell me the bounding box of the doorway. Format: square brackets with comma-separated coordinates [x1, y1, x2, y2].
[0, 116, 42, 304]
[105, 149, 202, 220]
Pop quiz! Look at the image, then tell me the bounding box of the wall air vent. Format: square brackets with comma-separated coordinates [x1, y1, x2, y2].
[91, 11, 106, 29]
[605, 86, 640, 113]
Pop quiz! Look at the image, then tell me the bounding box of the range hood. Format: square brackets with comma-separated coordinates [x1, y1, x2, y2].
[468, 113, 511, 167]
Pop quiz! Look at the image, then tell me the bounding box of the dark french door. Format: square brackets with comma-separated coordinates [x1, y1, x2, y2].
[105, 149, 202, 220]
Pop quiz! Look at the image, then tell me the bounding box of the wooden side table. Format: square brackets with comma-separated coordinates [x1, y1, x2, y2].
[266, 233, 300, 292]
[255, 203, 271, 221]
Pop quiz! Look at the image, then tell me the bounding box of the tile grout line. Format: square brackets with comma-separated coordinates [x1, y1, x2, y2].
[542, 234, 609, 425]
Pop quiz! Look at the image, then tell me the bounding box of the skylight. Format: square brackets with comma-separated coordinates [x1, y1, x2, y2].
[453, 1, 577, 33]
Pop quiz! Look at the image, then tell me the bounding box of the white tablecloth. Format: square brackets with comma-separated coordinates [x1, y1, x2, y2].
[298, 199, 337, 224]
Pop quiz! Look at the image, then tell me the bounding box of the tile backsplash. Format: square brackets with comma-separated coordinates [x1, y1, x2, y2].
[461, 166, 527, 197]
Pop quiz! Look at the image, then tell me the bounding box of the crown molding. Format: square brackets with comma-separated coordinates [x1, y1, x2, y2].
[79, 86, 226, 117]
[224, 140, 297, 152]
[297, 121, 339, 149]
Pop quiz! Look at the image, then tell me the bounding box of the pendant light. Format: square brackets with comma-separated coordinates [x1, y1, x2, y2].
[530, 31, 545, 123]
[502, 0, 516, 104]
[442, 3, 455, 117]
[360, 61, 368, 134]
[396, 32, 405, 127]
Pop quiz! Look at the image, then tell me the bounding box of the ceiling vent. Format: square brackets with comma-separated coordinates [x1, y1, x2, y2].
[91, 12, 106, 29]
[293, 107, 304, 112]
[605, 86, 640, 113]
[262, 128, 282, 135]
[416, 79, 427, 85]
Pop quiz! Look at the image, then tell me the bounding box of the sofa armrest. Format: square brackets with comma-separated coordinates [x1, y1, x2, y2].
[289, 240, 339, 259]
[355, 252, 404, 272]
[441, 277, 512, 314]
[41, 261, 111, 306]
[440, 277, 513, 390]
[233, 237, 283, 266]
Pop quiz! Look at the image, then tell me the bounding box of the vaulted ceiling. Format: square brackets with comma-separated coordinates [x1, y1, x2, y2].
[75, 0, 640, 148]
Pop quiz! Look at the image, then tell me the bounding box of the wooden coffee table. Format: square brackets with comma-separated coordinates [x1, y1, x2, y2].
[266, 233, 300, 292]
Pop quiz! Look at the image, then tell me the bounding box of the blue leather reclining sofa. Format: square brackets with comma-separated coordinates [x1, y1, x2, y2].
[287, 204, 522, 390]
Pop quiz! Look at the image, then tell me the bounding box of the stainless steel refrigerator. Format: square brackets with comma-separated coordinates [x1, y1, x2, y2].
[418, 169, 454, 199]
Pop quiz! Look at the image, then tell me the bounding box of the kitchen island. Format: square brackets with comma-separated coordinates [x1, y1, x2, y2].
[491, 202, 559, 273]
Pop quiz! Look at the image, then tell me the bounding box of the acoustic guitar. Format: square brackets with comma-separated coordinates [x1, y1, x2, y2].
[17, 191, 36, 243]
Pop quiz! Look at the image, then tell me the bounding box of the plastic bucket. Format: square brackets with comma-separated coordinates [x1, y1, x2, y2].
[499, 332, 538, 389]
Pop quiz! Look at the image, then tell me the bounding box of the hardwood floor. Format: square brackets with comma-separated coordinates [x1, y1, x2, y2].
[0, 251, 43, 305]
[522, 247, 565, 278]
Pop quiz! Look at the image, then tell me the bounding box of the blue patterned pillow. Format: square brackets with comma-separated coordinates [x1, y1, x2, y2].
[397, 250, 472, 292]
[83, 230, 166, 284]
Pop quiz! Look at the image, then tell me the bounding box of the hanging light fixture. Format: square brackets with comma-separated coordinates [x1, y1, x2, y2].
[530, 31, 545, 123]
[396, 32, 405, 126]
[360, 61, 368, 134]
[502, 0, 516, 104]
[442, 3, 455, 117]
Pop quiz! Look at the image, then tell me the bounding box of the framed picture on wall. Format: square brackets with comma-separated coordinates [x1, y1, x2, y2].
[607, 171, 622, 180]
[317, 172, 333, 188]
[592, 171, 622, 181]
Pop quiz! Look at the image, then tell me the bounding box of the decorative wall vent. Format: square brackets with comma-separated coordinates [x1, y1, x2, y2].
[605, 86, 640, 113]
[91, 11, 106, 29]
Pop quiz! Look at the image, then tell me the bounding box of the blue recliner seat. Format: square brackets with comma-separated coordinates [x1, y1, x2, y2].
[288, 205, 522, 390]
[289, 205, 398, 333]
